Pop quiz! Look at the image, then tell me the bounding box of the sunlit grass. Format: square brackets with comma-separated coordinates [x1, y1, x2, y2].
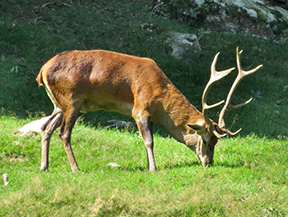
[0, 116, 287, 216]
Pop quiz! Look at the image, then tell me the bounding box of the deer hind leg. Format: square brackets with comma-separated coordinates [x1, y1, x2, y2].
[58, 106, 81, 173]
[132, 110, 156, 172]
[40, 109, 63, 171]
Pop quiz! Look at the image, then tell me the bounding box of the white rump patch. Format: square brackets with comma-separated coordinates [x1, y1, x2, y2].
[19, 115, 52, 136]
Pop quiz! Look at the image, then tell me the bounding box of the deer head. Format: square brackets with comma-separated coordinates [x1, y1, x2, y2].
[187, 47, 263, 166]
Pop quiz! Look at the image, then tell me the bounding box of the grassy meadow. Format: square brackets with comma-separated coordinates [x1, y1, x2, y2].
[0, 0, 288, 216]
[1, 115, 287, 216]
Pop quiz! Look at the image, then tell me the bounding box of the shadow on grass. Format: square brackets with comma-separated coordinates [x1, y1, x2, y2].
[214, 161, 245, 168]
[159, 161, 201, 170]
[118, 165, 147, 172]
[116, 161, 201, 172]
[128, 161, 246, 172]
[159, 161, 245, 170]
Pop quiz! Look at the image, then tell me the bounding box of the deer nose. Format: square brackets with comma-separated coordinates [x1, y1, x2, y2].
[202, 160, 214, 167]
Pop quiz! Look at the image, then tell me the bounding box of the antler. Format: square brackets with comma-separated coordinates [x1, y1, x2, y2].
[202, 47, 263, 138]
[217, 47, 263, 133]
[202, 52, 235, 135]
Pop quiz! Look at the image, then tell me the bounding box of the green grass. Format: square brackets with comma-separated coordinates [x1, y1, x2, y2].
[0, 115, 287, 216]
[0, 0, 288, 216]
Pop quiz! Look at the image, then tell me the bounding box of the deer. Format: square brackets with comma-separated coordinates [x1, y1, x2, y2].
[36, 47, 262, 172]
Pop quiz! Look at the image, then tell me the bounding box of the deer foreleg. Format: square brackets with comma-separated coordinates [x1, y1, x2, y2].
[134, 114, 156, 172]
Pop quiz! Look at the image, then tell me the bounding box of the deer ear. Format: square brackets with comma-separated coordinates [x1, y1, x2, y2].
[187, 121, 206, 133]
[187, 124, 202, 131]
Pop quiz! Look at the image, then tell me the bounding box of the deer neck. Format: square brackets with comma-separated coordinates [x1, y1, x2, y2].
[152, 85, 204, 145]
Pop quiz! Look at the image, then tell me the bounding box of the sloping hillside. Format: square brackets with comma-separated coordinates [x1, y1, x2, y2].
[0, 0, 287, 137]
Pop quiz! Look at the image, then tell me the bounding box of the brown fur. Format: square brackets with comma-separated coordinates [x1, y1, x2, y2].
[36, 50, 239, 172]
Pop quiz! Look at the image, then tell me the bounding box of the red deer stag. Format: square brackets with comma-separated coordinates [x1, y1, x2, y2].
[36, 47, 262, 172]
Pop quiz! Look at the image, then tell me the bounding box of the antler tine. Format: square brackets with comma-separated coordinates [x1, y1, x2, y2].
[202, 52, 235, 129]
[218, 47, 263, 129]
[227, 97, 252, 110]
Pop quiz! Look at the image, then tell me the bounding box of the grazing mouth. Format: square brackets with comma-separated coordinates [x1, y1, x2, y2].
[202, 160, 214, 167]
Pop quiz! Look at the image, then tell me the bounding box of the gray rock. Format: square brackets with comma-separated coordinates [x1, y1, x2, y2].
[153, 0, 288, 39]
[167, 32, 201, 60]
